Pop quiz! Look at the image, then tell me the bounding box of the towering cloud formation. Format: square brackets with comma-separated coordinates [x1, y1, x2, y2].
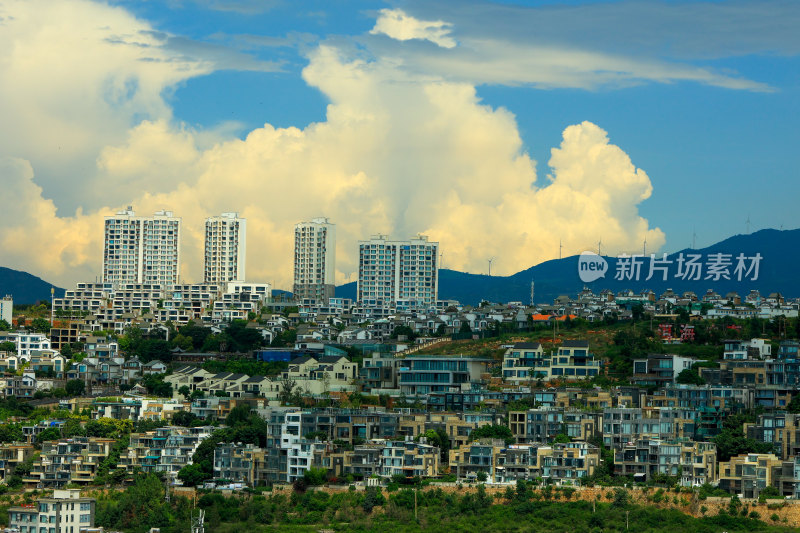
[0, 1, 665, 289]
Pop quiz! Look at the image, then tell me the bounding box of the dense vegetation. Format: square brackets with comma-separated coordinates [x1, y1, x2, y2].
[91, 474, 796, 533]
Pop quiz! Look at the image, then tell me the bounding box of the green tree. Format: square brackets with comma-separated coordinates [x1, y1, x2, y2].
[177, 463, 208, 487]
[676, 368, 705, 385]
[476, 470, 488, 482]
[553, 433, 571, 443]
[171, 334, 193, 351]
[302, 467, 328, 486]
[36, 427, 62, 444]
[758, 486, 781, 503]
[65, 379, 86, 397]
[391, 325, 417, 341]
[142, 374, 173, 397]
[362, 486, 385, 513]
[171, 410, 202, 428]
[714, 413, 774, 461]
[0, 423, 24, 443]
[0, 319, 11, 331]
[225, 404, 253, 427]
[787, 394, 800, 414]
[0, 341, 17, 354]
[30, 318, 51, 333]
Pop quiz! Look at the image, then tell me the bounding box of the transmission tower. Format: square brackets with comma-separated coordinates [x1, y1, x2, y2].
[191, 509, 205, 533]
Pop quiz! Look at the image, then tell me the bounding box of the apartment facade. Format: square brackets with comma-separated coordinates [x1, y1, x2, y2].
[102, 207, 181, 288]
[204, 212, 246, 283]
[357, 234, 438, 312]
[293, 217, 336, 302]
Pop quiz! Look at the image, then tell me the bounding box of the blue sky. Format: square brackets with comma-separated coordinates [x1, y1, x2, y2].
[124, 0, 800, 250]
[1, 0, 798, 286]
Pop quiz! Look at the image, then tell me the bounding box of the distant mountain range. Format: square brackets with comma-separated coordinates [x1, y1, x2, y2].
[0, 267, 64, 305]
[337, 228, 800, 305]
[2, 228, 797, 306]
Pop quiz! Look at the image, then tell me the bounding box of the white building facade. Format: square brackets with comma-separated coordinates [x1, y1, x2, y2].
[293, 217, 336, 302]
[8, 488, 95, 533]
[0, 332, 52, 359]
[102, 207, 181, 288]
[204, 212, 246, 283]
[0, 295, 11, 325]
[357, 234, 438, 311]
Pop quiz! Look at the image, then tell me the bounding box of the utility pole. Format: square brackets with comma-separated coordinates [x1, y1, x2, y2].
[626, 510, 629, 530]
[414, 481, 418, 520]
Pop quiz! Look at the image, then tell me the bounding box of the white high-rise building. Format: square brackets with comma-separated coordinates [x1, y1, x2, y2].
[357, 234, 438, 311]
[0, 295, 11, 325]
[204, 212, 246, 283]
[293, 217, 336, 302]
[102, 207, 181, 288]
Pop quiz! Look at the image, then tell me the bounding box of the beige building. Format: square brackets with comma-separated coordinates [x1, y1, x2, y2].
[718, 452, 784, 499]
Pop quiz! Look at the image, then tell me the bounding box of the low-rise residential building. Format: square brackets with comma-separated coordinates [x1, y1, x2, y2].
[397, 355, 490, 398]
[24, 437, 115, 488]
[613, 438, 717, 486]
[379, 438, 440, 478]
[449, 438, 507, 482]
[549, 340, 602, 381]
[718, 452, 784, 499]
[501, 341, 601, 383]
[0, 372, 36, 399]
[214, 443, 266, 486]
[631, 354, 699, 387]
[601, 407, 699, 449]
[449, 439, 599, 485]
[540, 441, 600, 484]
[0, 332, 51, 359]
[745, 412, 800, 460]
[118, 425, 214, 483]
[508, 407, 601, 444]
[8, 489, 96, 533]
[502, 342, 547, 383]
[0, 442, 35, 481]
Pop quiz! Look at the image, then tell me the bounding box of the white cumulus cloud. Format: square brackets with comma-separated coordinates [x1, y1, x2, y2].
[370, 8, 457, 49]
[0, 39, 664, 289]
